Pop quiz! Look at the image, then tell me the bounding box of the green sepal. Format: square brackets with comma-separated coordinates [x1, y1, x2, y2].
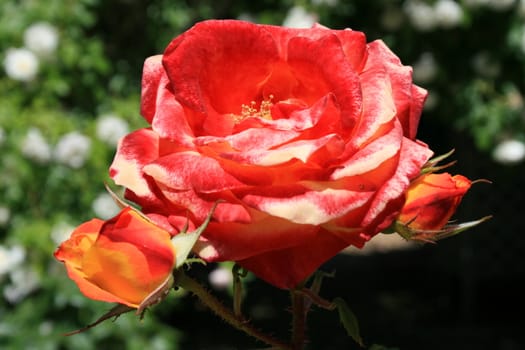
[137, 274, 174, 315]
[232, 264, 248, 317]
[172, 202, 219, 268]
[333, 297, 364, 347]
[104, 182, 134, 209]
[63, 304, 135, 336]
[394, 216, 492, 243]
[420, 149, 456, 175]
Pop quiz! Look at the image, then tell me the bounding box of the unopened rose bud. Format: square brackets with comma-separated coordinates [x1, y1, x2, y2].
[54, 207, 176, 308]
[398, 173, 471, 231]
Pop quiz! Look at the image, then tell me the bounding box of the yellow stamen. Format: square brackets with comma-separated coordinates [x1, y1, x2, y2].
[231, 95, 274, 123]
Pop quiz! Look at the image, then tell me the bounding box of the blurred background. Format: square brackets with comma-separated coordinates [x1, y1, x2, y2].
[0, 0, 524, 349]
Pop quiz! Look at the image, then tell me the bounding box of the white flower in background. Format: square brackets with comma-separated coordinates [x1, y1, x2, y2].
[434, 0, 464, 28]
[23, 22, 59, 57]
[4, 267, 40, 303]
[504, 87, 523, 111]
[311, 0, 338, 6]
[519, 0, 525, 17]
[96, 113, 129, 147]
[21, 127, 52, 164]
[423, 90, 439, 111]
[50, 221, 74, 246]
[0, 245, 25, 276]
[0, 127, 5, 146]
[381, 6, 405, 31]
[0, 206, 10, 226]
[39, 321, 54, 336]
[3, 48, 39, 82]
[92, 192, 120, 219]
[237, 13, 256, 22]
[493, 139, 525, 164]
[209, 265, 233, 290]
[412, 52, 438, 83]
[471, 52, 501, 77]
[487, 0, 515, 11]
[282, 6, 318, 28]
[54, 131, 91, 168]
[463, 0, 490, 7]
[464, 0, 515, 9]
[403, 1, 437, 31]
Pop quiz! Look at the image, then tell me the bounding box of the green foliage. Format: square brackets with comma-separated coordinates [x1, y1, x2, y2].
[333, 297, 363, 347]
[0, 0, 187, 348]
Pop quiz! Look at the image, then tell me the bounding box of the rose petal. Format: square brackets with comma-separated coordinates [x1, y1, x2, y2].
[194, 211, 320, 262]
[331, 120, 401, 180]
[54, 220, 103, 270]
[195, 128, 299, 153]
[361, 136, 433, 231]
[365, 40, 426, 140]
[349, 66, 397, 148]
[141, 55, 164, 124]
[150, 76, 194, 145]
[81, 238, 152, 306]
[101, 208, 175, 274]
[286, 34, 362, 128]
[162, 20, 279, 126]
[110, 129, 160, 198]
[143, 151, 245, 192]
[336, 29, 368, 72]
[244, 187, 373, 225]
[156, 186, 252, 224]
[57, 221, 143, 306]
[407, 85, 427, 139]
[237, 228, 350, 288]
[221, 134, 341, 166]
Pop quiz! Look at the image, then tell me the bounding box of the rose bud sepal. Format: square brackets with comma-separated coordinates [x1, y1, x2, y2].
[392, 215, 492, 243]
[171, 201, 219, 270]
[420, 149, 457, 175]
[387, 171, 491, 242]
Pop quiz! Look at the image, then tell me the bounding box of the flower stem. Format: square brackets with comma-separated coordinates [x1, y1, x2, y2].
[175, 270, 292, 350]
[290, 288, 307, 350]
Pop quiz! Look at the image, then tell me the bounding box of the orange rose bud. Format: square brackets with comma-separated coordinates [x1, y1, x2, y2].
[398, 173, 471, 230]
[54, 207, 176, 308]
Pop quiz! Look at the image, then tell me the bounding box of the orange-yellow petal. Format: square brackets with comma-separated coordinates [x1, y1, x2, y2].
[398, 173, 471, 230]
[54, 208, 176, 308]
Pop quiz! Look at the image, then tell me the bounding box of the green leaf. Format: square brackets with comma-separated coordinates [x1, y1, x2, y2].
[333, 297, 363, 347]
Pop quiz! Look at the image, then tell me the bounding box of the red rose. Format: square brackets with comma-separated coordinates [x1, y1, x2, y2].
[110, 20, 433, 288]
[54, 208, 176, 308]
[397, 173, 472, 230]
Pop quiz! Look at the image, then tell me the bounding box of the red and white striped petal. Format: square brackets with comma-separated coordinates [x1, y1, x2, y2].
[143, 151, 246, 193]
[331, 121, 402, 180]
[243, 188, 373, 225]
[349, 67, 396, 149]
[220, 134, 343, 166]
[361, 137, 433, 230]
[110, 129, 159, 199]
[365, 40, 427, 140]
